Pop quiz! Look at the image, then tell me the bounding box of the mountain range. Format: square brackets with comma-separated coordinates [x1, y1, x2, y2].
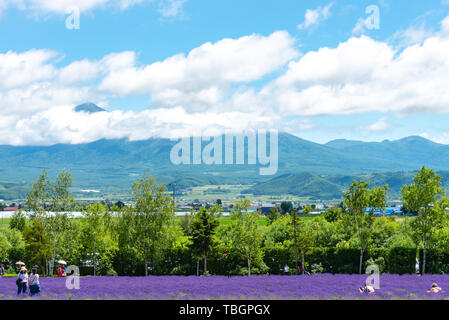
[1, 103, 449, 200]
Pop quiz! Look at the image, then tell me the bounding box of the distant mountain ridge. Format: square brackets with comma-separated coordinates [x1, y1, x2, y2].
[243, 171, 449, 200]
[1, 128, 449, 197]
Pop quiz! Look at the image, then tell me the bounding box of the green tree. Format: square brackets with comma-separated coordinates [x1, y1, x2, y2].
[292, 218, 315, 274]
[26, 169, 51, 220]
[401, 166, 447, 274]
[4, 228, 26, 265]
[9, 210, 26, 231]
[131, 175, 175, 276]
[0, 232, 11, 263]
[343, 180, 388, 274]
[267, 207, 281, 225]
[189, 207, 220, 275]
[23, 219, 51, 275]
[230, 200, 264, 276]
[57, 218, 83, 265]
[262, 215, 291, 247]
[302, 205, 312, 215]
[179, 210, 194, 237]
[47, 170, 74, 275]
[280, 201, 293, 214]
[116, 205, 140, 275]
[322, 207, 343, 223]
[290, 211, 300, 273]
[81, 203, 117, 275]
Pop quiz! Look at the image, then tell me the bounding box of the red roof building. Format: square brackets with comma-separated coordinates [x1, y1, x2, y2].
[4, 207, 19, 211]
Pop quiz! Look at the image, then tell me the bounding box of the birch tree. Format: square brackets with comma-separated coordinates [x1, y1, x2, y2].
[343, 181, 388, 274]
[131, 175, 174, 276]
[48, 170, 74, 275]
[230, 199, 263, 276]
[401, 166, 447, 274]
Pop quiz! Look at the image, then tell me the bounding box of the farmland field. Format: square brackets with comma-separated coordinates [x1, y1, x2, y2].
[1, 274, 448, 300]
[179, 185, 316, 202]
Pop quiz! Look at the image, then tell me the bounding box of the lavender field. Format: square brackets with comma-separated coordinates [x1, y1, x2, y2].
[1, 274, 449, 300]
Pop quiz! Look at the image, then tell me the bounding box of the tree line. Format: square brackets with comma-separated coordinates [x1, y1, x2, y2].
[1, 166, 448, 276]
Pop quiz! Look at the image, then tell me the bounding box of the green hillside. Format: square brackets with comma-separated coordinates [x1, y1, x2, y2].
[0, 181, 30, 200]
[242, 173, 343, 200]
[243, 170, 449, 200]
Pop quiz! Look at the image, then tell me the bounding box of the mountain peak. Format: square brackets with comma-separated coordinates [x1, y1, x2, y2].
[396, 136, 434, 144]
[74, 103, 108, 114]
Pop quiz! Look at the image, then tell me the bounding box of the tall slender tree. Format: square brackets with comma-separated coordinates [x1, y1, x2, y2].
[26, 169, 51, 220]
[189, 206, 220, 275]
[131, 175, 174, 276]
[48, 170, 74, 275]
[343, 180, 388, 274]
[23, 219, 51, 275]
[230, 199, 264, 276]
[401, 166, 447, 274]
[82, 203, 116, 275]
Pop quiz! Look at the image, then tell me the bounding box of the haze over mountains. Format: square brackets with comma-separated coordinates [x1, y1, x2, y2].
[1, 103, 449, 200]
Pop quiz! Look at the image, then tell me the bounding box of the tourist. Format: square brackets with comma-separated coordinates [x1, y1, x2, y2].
[284, 264, 289, 275]
[17, 267, 28, 296]
[359, 284, 375, 294]
[428, 283, 442, 293]
[58, 265, 63, 277]
[29, 268, 41, 297]
[63, 265, 67, 277]
[0, 264, 5, 277]
[298, 262, 310, 276]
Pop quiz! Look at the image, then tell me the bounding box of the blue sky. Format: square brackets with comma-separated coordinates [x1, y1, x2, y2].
[1, 0, 449, 145]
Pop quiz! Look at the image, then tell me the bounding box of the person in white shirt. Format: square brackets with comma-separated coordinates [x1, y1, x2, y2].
[284, 264, 289, 275]
[17, 267, 28, 296]
[29, 268, 41, 296]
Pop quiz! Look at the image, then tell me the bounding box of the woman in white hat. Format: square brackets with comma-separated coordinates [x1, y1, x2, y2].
[17, 267, 29, 296]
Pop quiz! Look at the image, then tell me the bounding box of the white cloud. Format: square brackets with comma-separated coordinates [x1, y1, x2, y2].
[99, 31, 299, 111]
[419, 132, 449, 145]
[390, 25, 434, 48]
[158, 0, 186, 18]
[28, 0, 109, 13]
[442, 14, 449, 34]
[298, 2, 334, 30]
[352, 17, 369, 35]
[0, 0, 185, 16]
[0, 49, 58, 90]
[260, 16, 449, 117]
[364, 117, 390, 132]
[0, 50, 136, 117]
[4, 14, 449, 145]
[0, 32, 295, 145]
[1, 105, 273, 146]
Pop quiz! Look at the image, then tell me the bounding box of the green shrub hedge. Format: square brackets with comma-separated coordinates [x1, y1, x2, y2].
[110, 246, 419, 276]
[419, 249, 449, 274]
